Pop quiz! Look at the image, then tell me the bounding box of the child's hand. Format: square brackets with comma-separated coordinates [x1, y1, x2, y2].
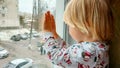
[42, 11, 59, 39]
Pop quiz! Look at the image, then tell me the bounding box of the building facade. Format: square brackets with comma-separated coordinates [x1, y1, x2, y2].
[0, 0, 20, 29]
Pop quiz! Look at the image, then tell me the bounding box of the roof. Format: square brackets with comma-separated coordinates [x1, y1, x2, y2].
[10, 59, 27, 65]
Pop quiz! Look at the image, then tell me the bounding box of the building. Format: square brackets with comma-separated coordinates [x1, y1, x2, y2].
[0, 0, 20, 30]
[19, 12, 32, 28]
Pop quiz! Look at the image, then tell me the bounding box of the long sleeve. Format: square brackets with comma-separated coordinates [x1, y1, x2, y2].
[41, 32, 109, 68]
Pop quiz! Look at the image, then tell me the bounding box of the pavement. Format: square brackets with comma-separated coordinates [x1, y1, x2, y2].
[0, 40, 53, 68]
[0, 29, 62, 68]
[0, 28, 30, 41]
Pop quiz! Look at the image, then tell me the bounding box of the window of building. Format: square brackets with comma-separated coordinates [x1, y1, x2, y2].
[0, 0, 75, 68]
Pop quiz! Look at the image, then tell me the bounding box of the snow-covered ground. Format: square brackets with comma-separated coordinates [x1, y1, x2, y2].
[0, 28, 30, 41]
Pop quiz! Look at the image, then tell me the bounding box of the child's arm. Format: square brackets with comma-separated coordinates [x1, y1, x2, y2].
[41, 32, 70, 67]
[41, 32, 100, 67]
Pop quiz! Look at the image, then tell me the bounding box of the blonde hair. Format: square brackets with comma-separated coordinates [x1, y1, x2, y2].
[63, 0, 114, 41]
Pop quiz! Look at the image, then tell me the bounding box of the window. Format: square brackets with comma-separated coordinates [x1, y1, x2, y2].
[0, 0, 71, 68]
[16, 61, 28, 68]
[63, 0, 75, 45]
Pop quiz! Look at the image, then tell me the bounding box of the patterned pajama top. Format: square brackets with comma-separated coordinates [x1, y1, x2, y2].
[41, 32, 109, 68]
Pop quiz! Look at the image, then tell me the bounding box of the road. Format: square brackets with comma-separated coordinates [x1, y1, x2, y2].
[0, 38, 53, 68]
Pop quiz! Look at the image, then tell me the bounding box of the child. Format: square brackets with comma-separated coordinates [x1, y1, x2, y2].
[41, 0, 114, 68]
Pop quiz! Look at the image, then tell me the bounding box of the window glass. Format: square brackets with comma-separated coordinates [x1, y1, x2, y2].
[17, 61, 28, 68]
[0, 0, 56, 68]
[63, 0, 75, 45]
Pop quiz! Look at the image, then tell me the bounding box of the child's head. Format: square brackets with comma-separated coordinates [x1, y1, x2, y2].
[63, 0, 114, 42]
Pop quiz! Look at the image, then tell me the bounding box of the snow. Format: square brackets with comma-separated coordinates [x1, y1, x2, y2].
[0, 28, 30, 41]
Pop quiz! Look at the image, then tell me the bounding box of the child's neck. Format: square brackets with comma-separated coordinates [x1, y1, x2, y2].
[78, 34, 100, 43]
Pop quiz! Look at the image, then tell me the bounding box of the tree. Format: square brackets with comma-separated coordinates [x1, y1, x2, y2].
[19, 15, 25, 28]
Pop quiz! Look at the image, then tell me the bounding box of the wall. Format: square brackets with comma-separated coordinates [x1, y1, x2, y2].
[109, 0, 120, 67]
[0, 0, 20, 28]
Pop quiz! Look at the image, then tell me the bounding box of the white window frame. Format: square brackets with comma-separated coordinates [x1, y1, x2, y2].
[55, 0, 65, 38]
[53, 0, 74, 68]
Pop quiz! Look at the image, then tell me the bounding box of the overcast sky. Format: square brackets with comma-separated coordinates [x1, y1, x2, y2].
[18, 0, 56, 14]
[18, 0, 33, 13]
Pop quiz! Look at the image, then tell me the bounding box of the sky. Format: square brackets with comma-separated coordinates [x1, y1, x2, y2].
[18, 0, 33, 13]
[18, 0, 56, 14]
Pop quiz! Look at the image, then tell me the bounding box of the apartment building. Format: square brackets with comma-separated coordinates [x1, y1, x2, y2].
[0, 0, 20, 29]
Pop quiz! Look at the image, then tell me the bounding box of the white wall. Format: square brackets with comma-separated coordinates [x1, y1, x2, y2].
[0, 0, 20, 28]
